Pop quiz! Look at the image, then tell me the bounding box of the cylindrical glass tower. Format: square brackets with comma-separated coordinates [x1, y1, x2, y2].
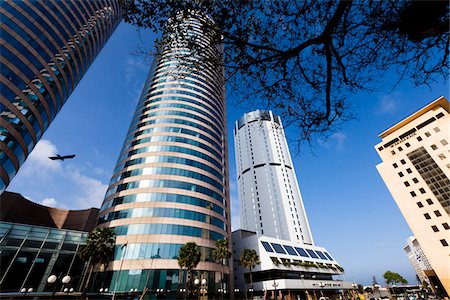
[98, 12, 230, 294]
[0, 0, 122, 193]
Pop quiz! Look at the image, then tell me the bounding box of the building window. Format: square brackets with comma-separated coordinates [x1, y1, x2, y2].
[431, 225, 439, 232]
[391, 150, 396, 155]
[440, 239, 448, 247]
[441, 139, 448, 146]
[410, 191, 417, 197]
[398, 172, 404, 177]
[438, 154, 446, 160]
[426, 199, 434, 205]
[425, 132, 431, 137]
[424, 213, 431, 220]
[400, 159, 406, 165]
[417, 202, 424, 208]
[417, 136, 423, 142]
[406, 168, 412, 174]
[398, 147, 403, 152]
[405, 142, 411, 147]
[419, 188, 426, 194]
[404, 181, 410, 187]
[392, 163, 398, 168]
[412, 178, 419, 183]
[434, 127, 440, 133]
[434, 210, 442, 217]
[442, 223, 450, 230]
[431, 144, 438, 150]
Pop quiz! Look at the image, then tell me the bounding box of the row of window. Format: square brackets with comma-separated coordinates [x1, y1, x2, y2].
[114, 144, 223, 174]
[124, 135, 222, 162]
[113, 242, 216, 262]
[109, 155, 223, 185]
[134, 103, 222, 140]
[128, 109, 223, 139]
[134, 95, 223, 126]
[106, 179, 224, 204]
[125, 117, 222, 146]
[113, 223, 225, 241]
[98, 207, 225, 230]
[109, 166, 223, 191]
[100, 192, 224, 217]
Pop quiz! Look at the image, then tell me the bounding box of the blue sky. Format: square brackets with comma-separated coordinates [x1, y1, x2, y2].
[7, 22, 449, 285]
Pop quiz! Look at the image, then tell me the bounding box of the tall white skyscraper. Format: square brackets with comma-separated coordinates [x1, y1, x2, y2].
[231, 110, 349, 297]
[375, 96, 449, 295]
[234, 110, 313, 245]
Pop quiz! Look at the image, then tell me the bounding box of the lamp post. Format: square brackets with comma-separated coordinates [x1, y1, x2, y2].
[273, 280, 279, 300]
[47, 274, 71, 297]
[201, 278, 207, 299]
[319, 282, 325, 297]
[194, 279, 200, 300]
[20, 287, 33, 297]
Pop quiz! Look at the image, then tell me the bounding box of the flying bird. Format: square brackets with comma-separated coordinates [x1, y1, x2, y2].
[48, 154, 76, 161]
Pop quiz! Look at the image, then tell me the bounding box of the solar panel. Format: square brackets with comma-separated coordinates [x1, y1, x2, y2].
[294, 247, 309, 257]
[305, 249, 319, 258]
[271, 243, 286, 254]
[261, 241, 274, 252]
[324, 252, 334, 261]
[315, 251, 327, 260]
[283, 245, 298, 256]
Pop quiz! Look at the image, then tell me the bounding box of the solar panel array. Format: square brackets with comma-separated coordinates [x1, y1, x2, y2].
[260, 241, 334, 261]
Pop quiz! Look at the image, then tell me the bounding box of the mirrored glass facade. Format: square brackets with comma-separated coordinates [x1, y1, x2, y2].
[0, 0, 122, 193]
[98, 12, 230, 294]
[0, 222, 88, 293]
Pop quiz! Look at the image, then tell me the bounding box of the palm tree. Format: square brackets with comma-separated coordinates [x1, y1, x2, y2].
[212, 239, 232, 300]
[78, 227, 115, 292]
[239, 249, 260, 299]
[178, 242, 201, 300]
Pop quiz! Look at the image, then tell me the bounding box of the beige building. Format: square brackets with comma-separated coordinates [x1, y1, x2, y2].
[375, 96, 450, 296]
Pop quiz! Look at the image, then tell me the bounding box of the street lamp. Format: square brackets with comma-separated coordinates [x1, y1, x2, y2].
[47, 274, 71, 297]
[273, 280, 279, 300]
[20, 287, 33, 297]
[319, 282, 325, 297]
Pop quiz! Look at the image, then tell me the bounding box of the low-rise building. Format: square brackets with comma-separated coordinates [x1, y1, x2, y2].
[0, 191, 99, 293]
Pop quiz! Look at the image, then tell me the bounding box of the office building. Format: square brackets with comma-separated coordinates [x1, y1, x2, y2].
[0, 191, 99, 293]
[232, 111, 351, 298]
[0, 0, 122, 193]
[98, 12, 230, 295]
[375, 96, 449, 296]
[234, 110, 313, 244]
[404, 236, 432, 285]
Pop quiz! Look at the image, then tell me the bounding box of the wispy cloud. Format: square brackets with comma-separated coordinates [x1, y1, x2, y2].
[375, 94, 402, 115]
[331, 131, 347, 151]
[10, 139, 108, 209]
[318, 131, 347, 151]
[125, 56, 149, 86]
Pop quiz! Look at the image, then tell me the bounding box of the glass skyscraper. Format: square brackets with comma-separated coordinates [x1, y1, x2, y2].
[98, 12, 230, 294]
[0, 0, 122, 193]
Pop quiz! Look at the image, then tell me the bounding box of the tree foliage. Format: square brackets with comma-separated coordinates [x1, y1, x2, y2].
[383, 271, 408, 285]
[178, 242, 201, 271]
[178, 242, 201, 298]
[78, 227, 115, 291]
[239, 248, 260, 293]
[212, 239, 232, 264]
[212, 239, 232, 299]
[79, 227, 116, 265]
[120, 0, 449, 144]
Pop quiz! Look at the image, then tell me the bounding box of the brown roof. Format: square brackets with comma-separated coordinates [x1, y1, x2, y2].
[0, 191, 99, 232]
